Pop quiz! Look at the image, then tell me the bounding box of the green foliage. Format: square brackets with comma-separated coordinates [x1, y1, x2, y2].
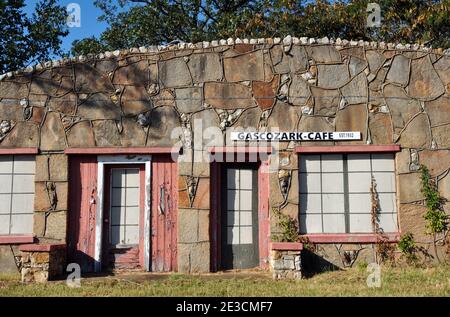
[271, 208, 300, 243]
[419, 165, 448, 234]
[0, 0, 68, 73]
[398, 232, 418, 263]
[72, 0, 449, 55]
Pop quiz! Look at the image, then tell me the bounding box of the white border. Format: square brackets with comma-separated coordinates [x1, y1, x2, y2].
[95, 155, 152, 272]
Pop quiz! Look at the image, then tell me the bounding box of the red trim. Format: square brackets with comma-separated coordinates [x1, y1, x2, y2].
[258, 160, 270, 269]
[64, 147, 180, 155]
[208, 146, 273, 153]
[301, 233, 400, 244]
[19, 243, 66, 252]
[0, 235, 35, 245]
[0, 148, 38, 155]
[270, 242, 303, 251]
[295, 145, 401, 154]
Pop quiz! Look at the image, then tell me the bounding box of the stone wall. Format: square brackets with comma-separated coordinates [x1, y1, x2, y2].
[0, 36, 449, 273]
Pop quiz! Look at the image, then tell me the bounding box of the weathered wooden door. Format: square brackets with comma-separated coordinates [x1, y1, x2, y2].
[151, 155, 178, 272]
[102, 165, 145, 270]
[221, 164, 259, 269]
[67, 156, 98, 273]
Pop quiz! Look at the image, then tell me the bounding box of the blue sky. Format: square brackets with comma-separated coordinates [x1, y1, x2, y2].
[24, 0, 109, 54]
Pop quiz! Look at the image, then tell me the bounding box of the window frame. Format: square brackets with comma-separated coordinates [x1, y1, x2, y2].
[0, 148, 38, 244]
[295, 145, 401, 243]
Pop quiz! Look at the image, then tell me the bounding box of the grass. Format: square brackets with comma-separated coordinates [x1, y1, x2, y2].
[0, 265, 449, 297]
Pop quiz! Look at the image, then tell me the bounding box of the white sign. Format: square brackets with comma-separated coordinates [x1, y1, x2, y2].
[230, 131, 361, 141]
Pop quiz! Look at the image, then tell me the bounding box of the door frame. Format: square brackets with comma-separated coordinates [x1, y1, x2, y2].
[220, 163, 260, 269]
[95, 155, 152, 272]
[210, 148, 271, 271]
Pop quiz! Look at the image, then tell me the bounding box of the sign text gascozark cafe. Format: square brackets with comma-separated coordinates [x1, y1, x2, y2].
[230, 131, 361, 141]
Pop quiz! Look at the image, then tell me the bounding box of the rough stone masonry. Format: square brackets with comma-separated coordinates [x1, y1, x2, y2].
[0, 36, 449, 279]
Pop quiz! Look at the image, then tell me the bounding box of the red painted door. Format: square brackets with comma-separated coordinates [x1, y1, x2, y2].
[67, 156, 98, 273]
[102, 165, 146, 270]
[151, 155, 178, 272]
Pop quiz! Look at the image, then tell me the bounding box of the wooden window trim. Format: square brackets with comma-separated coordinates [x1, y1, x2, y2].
[0, 148, 39, 155]
[0, 235, 35, 245]
[300, 233, 400, 244]
[64, 147, 179, 155]
[295, 145, 401, 154]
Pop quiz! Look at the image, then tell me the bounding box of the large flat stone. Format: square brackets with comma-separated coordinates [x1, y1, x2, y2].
[40, 112, 66, 151]
[34, 182, 68, 211]
[267, 101, 299, 131]
[113, 61, 150, 85]
[311, 86, 340, 116]
[368, 113, 393, 145]
[0, 101, 25, 121]
[317, 64, 349, 89]
[146, 106, 181, 147]
[398, 173, 424, 203]
[178, 209, 199, 243]
[397, 204, 428, 241]
[397, 113, 431, 149]
[253, 75, 279, 110]
[432, 124, 450, 148]
[433, 57, 449, 91]
[177, 241, 210, 273]
[418, 150, 450, 176]
[204, 82, 252, 109]
[158, 58, 192, 88]
[224, 50, 264, 82]
[0, 81, 28, 99]
[366, 50, 386, 73]
[407, 55, 445, 99]
[175, 87, 203, 113]
[340, 72, 367, 105]
[67, 120, 96, 147]
[272, 46, 309, 74]
[425, 96, 450, 127]
[1, 122, 39, 147]
[121, 85, 152, 115]
[306, 46, 341, 63]
[120, 118, 147, 147]
[438, 172, 450, 201]
[288, 75, 310, 106]
[192, 178, 209, 210]
[335, 104, 367, 144]
[348, 56, 367, 77]
[187, 53, 223, 83]
[386, 54, 410, 86]
[92, 120, 121, 146]
[383, 84, 421, 134]
[76, 93, 121, 120]
[192, 109, 221, 150]
[74, 64, 115, 93]
[396, 149, 411, 174]
[48, 94, 77, 115]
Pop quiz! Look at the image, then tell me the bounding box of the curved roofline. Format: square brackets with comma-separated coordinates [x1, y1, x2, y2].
[1, 35, 449, 80]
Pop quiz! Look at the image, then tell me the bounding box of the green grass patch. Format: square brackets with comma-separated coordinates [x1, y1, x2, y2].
[0, 266, 449, 297]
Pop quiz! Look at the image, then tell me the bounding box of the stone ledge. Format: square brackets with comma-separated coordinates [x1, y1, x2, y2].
[270, 242, 303, 251]
[19, 243, 66, 252]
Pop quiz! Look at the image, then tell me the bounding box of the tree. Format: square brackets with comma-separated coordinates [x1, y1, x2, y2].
[0, 0, 68, 74]
[71, 0, 449, 56]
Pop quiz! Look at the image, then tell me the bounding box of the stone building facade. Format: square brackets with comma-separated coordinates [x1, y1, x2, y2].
[0, 36, 449, 281]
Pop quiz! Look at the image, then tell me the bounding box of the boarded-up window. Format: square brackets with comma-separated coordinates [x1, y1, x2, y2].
[0, 155, 35, 235]
[299, 153, 398, 234]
